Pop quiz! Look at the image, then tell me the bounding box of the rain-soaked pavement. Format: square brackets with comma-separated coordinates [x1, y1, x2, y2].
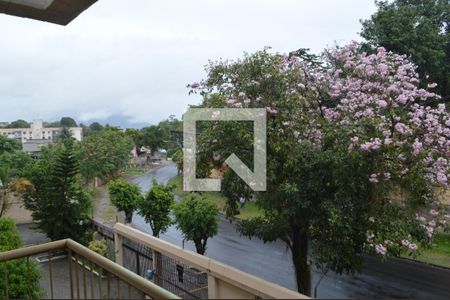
[128, 163, 450, 299]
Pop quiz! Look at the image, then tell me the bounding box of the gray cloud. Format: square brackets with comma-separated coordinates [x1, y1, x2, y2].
[0, 0, 376, 127]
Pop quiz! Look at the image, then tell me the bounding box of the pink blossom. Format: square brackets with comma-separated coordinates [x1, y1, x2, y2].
[408, 243, 418, 251]
[369, 174, 379, 183]
[188, 82, 200, 89]
[416, 215, 426, 223]
[436, 172, 448, 185]
[394, 123, 410, 135]
[426, 226, 434, 238]
[375, 244, 387, 255]
[412, 139, 423, 156]
[376, 100, 388, 108]
[429, 209, 439, 217]
[266, 107, 278, 115]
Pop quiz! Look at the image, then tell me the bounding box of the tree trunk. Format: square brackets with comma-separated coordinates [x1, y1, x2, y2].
[194, 239, 206, 255]
[125, 211, 133, 224]
[291, 230, 311, 296]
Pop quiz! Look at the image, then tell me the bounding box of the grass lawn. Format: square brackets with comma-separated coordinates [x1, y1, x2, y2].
[169, 175, 262, 220]
[123, 168, 146, 176]
[412, 233, 450, 268]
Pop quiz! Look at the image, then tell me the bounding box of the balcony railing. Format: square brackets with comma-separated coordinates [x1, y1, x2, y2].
[0, 223, 308, 299]
[112, 223, 308, 299]
[0, 239, 179, 299]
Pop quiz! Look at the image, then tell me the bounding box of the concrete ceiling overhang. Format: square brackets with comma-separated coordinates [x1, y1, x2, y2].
[0, 0, 97, 25]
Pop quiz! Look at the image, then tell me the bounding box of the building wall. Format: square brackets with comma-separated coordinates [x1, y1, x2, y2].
[0, 119, 82, 143]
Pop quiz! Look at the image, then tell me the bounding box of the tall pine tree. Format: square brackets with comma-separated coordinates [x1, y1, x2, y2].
[23, 145, 91, 243]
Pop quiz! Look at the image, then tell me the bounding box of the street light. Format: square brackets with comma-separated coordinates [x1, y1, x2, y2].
[0, 0, 97, 25]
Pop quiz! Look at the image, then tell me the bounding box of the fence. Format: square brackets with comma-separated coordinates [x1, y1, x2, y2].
[0, 239, 179, 299]
[113, 223, 308, 299]
[93, 221, 208, 298]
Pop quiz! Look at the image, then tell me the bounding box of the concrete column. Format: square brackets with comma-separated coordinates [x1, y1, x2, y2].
[114, 232, 124, 266]
[208, 274, 219, 299]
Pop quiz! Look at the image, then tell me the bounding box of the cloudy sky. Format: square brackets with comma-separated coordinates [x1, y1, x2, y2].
[0, 0, 377, 128]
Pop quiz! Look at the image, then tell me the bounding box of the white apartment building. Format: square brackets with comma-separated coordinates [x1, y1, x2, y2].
[0, 119, 82, 143]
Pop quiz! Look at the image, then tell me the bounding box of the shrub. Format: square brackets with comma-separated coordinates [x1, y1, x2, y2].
[88, 239, 108, 257]
[0, 217, 42, 299]
[172, 195, 219, 255]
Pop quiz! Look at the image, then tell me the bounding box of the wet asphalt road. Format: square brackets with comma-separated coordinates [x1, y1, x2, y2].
[128, 163, 450, 299]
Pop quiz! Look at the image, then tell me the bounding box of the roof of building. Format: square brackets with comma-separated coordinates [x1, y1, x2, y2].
[22, 139, 50, 153]
[0, 0, 97, 25]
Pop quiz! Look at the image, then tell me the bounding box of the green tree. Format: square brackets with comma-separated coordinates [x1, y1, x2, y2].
[0, 135, 31, 178]
[0, 136, 33, 217]
[138, 125, 164, 154]
[89, 122, 104, 133]
[22, 145, 92, 243]
[360, 0, 450, 101]
[108, 179, 142, 223]
[221, 169, 253, 218]
[0, 217, 42, 299]
[172, 195, 219, 255]
[137, 180, 174, 237]
[0, 167, 33, 218]
[0, 135, 21, 153]
[157, 115, 183, 152]
[190, 45, 450, 295]
[60, 117, 78, 127]
[45, 121, 61, 128]
[125, 128, 140, 146]
[58, 127, 75, 147]
[171, 148, 183, 174]
[6, 119, 29, 128]
[76, 128, 133, 183]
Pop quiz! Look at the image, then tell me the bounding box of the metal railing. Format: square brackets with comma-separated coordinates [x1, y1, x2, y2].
[113, 223, 309, 299]
[0, 239, 180, 299]
[94, 221, 203, 298]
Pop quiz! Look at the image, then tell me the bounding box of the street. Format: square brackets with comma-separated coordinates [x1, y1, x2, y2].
[128, 163, 450, 299]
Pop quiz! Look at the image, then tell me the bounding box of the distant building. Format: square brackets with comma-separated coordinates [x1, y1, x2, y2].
[22, 139, 51, 158]
[0, 119, 82, 143]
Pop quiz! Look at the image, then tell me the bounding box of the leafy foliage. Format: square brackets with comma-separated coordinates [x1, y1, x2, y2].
[221, 169, 253, 218]
[190, 43, 450, 295]
[76, 128, 133, 183]
[0, 136, 32, 217]
[22, 145, 92, 243]
[5, 120, 29, 128]
[60, 117, 77, 127]
[0, 217, 42, 299]
[172, 195, 219, 255]
[360, 0, 450, 101]
[89, 122, 104, 133]
[88, 239, 108, 257]
[138, 126, 164, 154]
[0, 135, 21, 153]
[137, 180, 174, 237]
[171, 148, 183, 173]
[108, 179, 142, 223]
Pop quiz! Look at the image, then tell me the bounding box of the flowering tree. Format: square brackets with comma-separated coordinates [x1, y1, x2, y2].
[188, 43, 449, 296]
